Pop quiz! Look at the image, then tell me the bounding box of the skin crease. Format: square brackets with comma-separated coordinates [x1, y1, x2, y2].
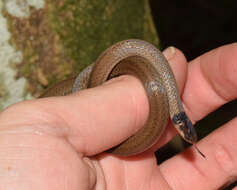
[0, 44, 236, 189]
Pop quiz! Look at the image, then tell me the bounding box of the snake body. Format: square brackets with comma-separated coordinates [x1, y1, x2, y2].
[41, 39, 200, 156]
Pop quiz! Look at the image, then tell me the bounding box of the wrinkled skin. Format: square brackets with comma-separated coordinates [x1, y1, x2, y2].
[0, 44, 237, 189]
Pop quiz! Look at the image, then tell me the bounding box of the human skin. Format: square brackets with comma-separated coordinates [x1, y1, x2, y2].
[0, 44, 236, 189]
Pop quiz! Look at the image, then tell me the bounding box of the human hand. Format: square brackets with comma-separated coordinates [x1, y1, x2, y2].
[0, 43, 236, 189]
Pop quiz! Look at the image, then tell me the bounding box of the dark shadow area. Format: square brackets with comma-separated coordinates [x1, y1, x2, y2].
[150, 1, 237, 189]
[150, 0, 237, 61]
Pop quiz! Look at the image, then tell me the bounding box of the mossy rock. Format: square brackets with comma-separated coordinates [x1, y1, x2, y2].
[0, 0, 159, 109]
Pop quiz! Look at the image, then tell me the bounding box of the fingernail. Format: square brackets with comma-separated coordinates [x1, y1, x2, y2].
[162, 46, 176, 60]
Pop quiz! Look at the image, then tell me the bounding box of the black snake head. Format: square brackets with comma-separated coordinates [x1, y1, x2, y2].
[172, 112, 197, 144]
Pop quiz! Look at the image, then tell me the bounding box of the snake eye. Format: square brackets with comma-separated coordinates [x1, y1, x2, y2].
[172, 112, 185, 125]
[175, 119, 183, 125]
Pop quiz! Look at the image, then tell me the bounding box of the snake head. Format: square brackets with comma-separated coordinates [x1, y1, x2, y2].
[172, 112, 197, 144]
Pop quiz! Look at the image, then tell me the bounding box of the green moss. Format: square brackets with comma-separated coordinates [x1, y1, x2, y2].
[48, 0, 159, 72]
[0, 75, 9, 108]
[20, 62, 36, 78]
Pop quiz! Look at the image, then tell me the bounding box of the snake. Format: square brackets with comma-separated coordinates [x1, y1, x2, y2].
[40, 39, 204, 157]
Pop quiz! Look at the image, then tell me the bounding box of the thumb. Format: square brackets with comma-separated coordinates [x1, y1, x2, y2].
[1, 75, 149, 156]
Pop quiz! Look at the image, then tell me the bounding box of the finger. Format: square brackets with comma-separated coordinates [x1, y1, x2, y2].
[159, 117, 237, 190]
[182, 43, 237, 122]
[163, 46, 188, 93]
[156, 43, 237, 189]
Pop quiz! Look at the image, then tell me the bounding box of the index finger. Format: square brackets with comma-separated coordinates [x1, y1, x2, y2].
[182, 43, 237, 122]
